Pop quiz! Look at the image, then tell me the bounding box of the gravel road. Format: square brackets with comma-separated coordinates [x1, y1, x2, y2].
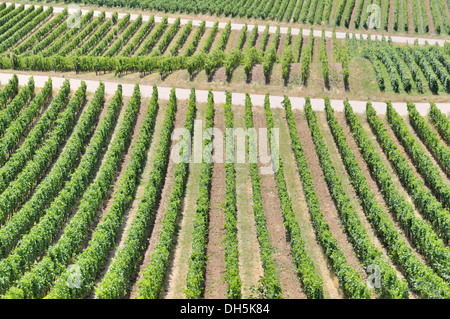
[1, 73, 448, 115]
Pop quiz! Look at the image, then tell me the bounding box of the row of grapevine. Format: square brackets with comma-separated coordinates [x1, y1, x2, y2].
[388, 103, 450, 211]
[367, 102, 450, 242]
[4, 84, 138, 299]
[0, 81, 120, 295]
[136, 16, 168, 56]
[13, 8, 68, 55]
[0, 77, 34, 142]
[0, 75, 19, 111]
[262, 26, 280, 83]
[44, 84, 151, 299]
[281, 27, 293, 85]
[151, 17, 181, 56]
[0, 6, 53, 54]
[429, 102, 450, 145]
[244, 94, 282, 298]
[73, 17, 114, 57]
[184, 90, 215, 299]
[319, 30, 329, 87]
[327, 100, 450, 298]
[183, 21, 205, 57]
[0, 3, 20, 27]
[362, 49, 385, 90]
[29, 9, 71, 56]
[105, 14, 143, 57]
[41, 10, 94, 57]
[263, 94, 324, 298]
[0, 78, 64, 167]
[346, 101, 450, 282]
[0, 77, 52, 166]
[57, 12, 106, 57]
[235, 24, 248, 51]
[119, 15, 155, 57]
[306, 98, 408, 298]
[0, 5, 35, 39]
[135, 88, 195, 299]
[396, 47, 424, 93]
[222, 91, 243, 298]
[201, 21, 219, 54]
[0, 82, 104, 259]
[300, 29, 314, 85]
[283, 96, 371, 298]
[170, 21, 193, 56]
[217, 21, 232, 52]
[97, 86, 184, 299]
[0, 80, 78, 209]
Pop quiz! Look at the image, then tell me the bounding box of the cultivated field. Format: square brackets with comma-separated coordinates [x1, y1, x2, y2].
[0, 1, 449, 300]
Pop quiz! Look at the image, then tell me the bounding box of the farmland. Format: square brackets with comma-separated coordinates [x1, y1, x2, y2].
[0, 0, 449, 301]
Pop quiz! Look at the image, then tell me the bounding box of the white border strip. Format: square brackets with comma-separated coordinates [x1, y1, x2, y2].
[1, 73, 449, 115]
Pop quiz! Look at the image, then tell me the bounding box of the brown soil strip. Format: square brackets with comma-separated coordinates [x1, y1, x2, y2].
[123, 99, 189, 299]
[349, 0, 362, 29]
[272, 108, 343, 299]
[317, 112, 408, 286]
[162, 102, 207, 299]
[388, 0, 395, 32]
[406, 0, 416, 33]
[423, 0, 436, 34]
[276, 34, 287, 56]
[204, 104, 228, 299]
[294, 110, 368, 282]
[252, 107, 307, 299]
[233, 106, 264, 299]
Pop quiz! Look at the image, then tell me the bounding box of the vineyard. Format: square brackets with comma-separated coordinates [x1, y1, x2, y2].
[23, 0, 450, 35]
[0, 73, 447, 299]
[0, 3, 446, 98]
[0, 0, 449, 302]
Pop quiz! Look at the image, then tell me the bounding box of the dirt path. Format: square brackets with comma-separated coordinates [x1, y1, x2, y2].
[126, 99, 189, 299]
[204, 103, 228, 299]
[388, 0, 395, 32]
[423, 0, 436, 34]
[271, 108, 343, 299]
[232, 106, 264, 299]
[2, 73, 449, 115]
[349, 0, 361, 29]
[294, 110, 368, 282]
[162, 102, 207, 299]
[405, 0, 414, 33]
[252, 107, 307, 299]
